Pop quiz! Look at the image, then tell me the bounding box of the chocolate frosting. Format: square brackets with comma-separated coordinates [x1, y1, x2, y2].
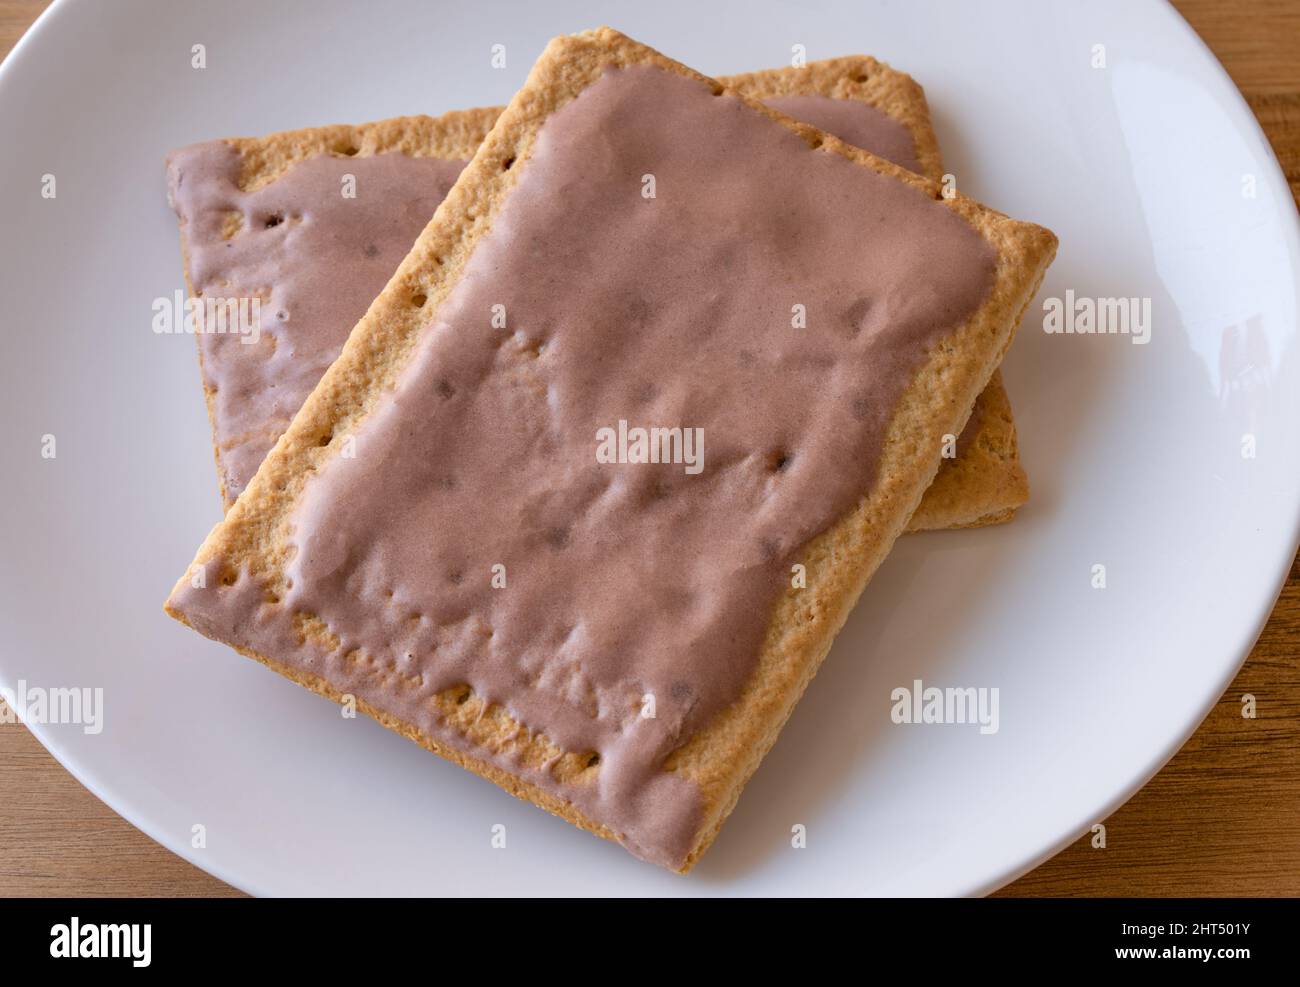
[170, 67, 993, 868]
[167, 147, 467, 501]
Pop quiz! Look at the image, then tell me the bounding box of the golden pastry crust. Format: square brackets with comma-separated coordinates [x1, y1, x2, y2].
[166, 27, 1056, 871]
[721, 55, 944, 184]
[223, 109, 500, 191]
[905, 367, 1030, 532]
[172, 55, 1027, 527]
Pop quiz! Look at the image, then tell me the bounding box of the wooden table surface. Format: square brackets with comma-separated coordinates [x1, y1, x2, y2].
[1, 0, 1297, 897]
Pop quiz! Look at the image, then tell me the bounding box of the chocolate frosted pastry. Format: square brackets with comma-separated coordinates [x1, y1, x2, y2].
[166, 27, 1056, 871]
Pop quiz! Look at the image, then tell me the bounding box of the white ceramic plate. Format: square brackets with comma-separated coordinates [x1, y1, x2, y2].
[1, 0, 1296, 897]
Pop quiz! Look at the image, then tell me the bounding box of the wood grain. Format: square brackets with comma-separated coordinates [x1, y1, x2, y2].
[1, 0, 1297, 897]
